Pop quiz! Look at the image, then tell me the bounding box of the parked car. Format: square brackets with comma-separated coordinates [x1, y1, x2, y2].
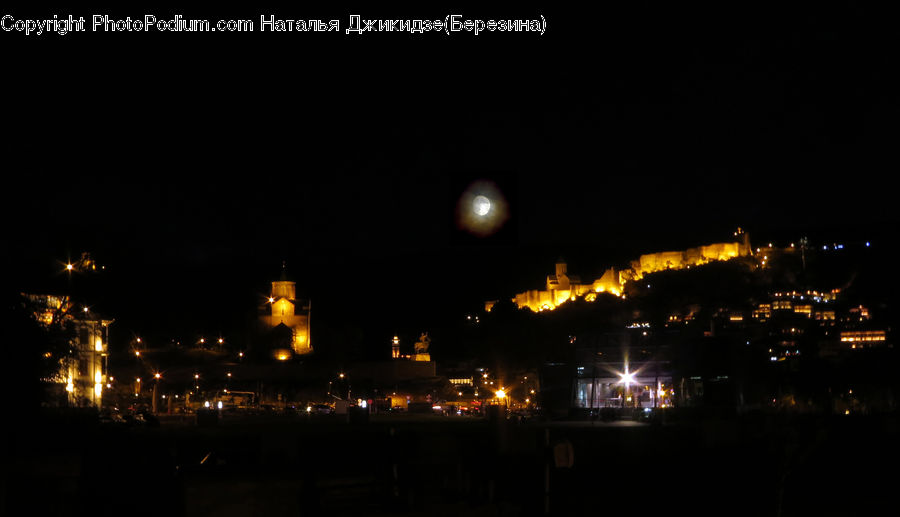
[311, 404, 334, 415]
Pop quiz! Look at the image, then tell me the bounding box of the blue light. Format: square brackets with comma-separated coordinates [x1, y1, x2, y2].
[866, 242, 871, 247]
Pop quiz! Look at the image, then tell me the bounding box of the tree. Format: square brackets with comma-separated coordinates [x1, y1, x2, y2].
[1, 292, 75, 414]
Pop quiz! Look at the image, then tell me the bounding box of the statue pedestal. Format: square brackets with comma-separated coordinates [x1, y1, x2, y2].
[412, 353, 431, 362]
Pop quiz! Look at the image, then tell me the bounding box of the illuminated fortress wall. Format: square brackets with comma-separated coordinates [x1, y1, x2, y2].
[628, 241, 745, 280]
[507, 232, 751, 312]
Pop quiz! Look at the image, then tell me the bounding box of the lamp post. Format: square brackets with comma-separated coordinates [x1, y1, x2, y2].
[620, 367, 635, 409]
[495, 389, 507, 413]
[153, 372, 161, 414]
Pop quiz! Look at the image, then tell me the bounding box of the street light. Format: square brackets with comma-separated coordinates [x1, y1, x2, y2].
[619, 367, 635, 408]
[495, 389, 508, 413]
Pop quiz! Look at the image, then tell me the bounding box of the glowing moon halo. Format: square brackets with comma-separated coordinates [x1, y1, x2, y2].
[473, 195, 491, 216]
[456, 180, 508, 237]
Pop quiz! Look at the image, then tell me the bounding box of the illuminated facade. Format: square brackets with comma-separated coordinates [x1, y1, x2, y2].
[840, 330, 887, 348]
[23, 293, 111, 407]
[505, 231, 752, 312]
[259, 270, 311, 360]
[68, 315, 112, 407]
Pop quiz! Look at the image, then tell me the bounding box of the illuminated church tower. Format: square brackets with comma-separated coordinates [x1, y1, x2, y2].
[260, 265, 312, 359]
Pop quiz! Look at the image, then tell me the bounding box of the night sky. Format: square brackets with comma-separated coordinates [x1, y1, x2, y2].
[5, 5, 897, 355]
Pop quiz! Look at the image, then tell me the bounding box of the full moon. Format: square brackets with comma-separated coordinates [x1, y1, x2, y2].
[456, 180, 508, 237]
[473, 195, 491, 216]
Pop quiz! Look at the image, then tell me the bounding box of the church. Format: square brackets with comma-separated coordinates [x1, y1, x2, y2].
[258, 266, 312, 360]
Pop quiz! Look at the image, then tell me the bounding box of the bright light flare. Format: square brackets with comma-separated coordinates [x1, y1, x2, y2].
[495, 389, 506, 399]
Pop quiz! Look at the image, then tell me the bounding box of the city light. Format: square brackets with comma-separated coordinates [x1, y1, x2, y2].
[495, 389, 506, 399]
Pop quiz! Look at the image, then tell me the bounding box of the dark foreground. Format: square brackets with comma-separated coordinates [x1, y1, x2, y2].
[2, 411, 898, 517]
